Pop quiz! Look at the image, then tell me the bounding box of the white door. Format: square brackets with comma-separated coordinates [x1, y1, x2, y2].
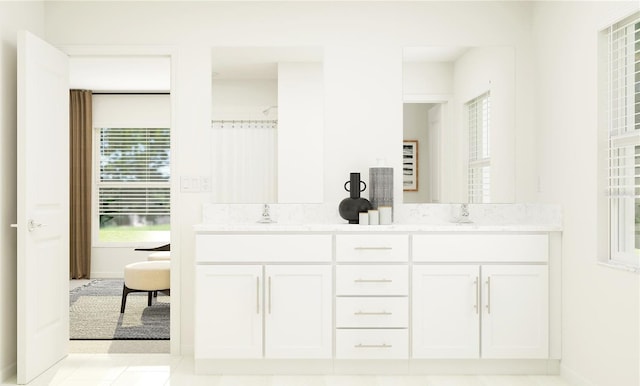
[265, 265, 332, 358]
[16, 31, 69, 385]
[412, 265, 480, 358]
[194, 265, 263, 358]
[481, 265, 549, 358]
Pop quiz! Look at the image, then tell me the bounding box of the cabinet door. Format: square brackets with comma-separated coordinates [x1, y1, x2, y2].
[412, 265, 480, 358]
[481, 265, 549, 359]
[195, 265, 263, 359]
[265, 265, 332, 358]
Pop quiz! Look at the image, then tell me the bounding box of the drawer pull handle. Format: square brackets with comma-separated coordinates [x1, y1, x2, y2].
[354, 247, 392, 250]
[474, 276, 479, 314]
[354, 278, 392, 283]
[256, 276, 260, 314]
[354, 343, 392, 349]
[268, 276, 272, 314]
[354, 311, 392, 316]
[486, 276, 491, 314]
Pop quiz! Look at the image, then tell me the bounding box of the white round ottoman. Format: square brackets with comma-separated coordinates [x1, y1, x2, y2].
[147, 251, 171, 261]
[120, 261, 170, 313]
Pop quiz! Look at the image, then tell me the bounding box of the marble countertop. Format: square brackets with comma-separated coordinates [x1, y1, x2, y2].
[193, 223, 562, 233]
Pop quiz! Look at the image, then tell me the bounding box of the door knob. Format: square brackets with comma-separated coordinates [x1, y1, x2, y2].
[27, 219, 46, 232]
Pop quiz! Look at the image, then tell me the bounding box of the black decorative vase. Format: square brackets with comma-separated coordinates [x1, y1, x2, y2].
[339, 172, 372, 224]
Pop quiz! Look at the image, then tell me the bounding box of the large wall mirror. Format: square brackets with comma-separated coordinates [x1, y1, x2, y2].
[211, 47, 324, 204]
[402, 46, 515, 204]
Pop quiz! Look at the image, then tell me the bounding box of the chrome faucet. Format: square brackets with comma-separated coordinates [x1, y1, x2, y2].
[257, 204, 276, 223]
[453, 203, 473, 224]
[461, 203, 470, 219]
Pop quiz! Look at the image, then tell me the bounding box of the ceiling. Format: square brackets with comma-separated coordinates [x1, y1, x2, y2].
[69, 56, 171, 92]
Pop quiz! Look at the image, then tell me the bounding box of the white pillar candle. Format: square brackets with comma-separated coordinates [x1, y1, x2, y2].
[368, 210, 379, 225]
[358, 212, 369, 225]
[379, 206, 392, 225]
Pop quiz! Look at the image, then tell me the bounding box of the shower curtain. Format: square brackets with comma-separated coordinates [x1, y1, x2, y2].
[211, 120, 277, 203]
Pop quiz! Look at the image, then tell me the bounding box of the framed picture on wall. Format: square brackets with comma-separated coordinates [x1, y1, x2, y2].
[403, 140, 418, 191]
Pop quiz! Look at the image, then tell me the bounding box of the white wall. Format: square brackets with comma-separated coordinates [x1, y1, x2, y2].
[42, 0, 536, 356]
[93, 94, 171, 128]
[533, 2, 639, 386]
[278, 62, 324, 203]
[0, 2, 44, 380]
[403, 61, 454, 96]
[211, 79, 277, 120]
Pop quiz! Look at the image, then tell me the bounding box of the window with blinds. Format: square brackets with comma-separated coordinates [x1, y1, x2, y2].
[466, 91, 491, 203]
[97, 127, 170, 243]
[605, 12, 640, 267]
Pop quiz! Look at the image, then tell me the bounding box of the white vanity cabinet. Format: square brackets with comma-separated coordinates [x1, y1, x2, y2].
[481, 265, 549, 358]
[413, 264, 548, 359]
[412, 265, 480, 358]
[264, 265, 332, 358]
[412, 233, 550, 360]
[195, 234, 333, 361]
[195, 264, 332, 359]
[195, 265, 263, 358]
[194, 227, 560, 375]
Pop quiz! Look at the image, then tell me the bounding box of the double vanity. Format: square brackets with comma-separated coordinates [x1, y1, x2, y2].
[193, 222, 561, 375]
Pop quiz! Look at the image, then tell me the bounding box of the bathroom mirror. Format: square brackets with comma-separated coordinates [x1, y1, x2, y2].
[211, 46, 324, 203]
[402, 46, 515, 204]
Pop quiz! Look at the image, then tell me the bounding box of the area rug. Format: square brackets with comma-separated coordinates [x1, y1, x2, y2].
[70, 279, 169, 340]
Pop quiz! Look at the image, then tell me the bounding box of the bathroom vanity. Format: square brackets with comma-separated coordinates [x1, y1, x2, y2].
[193, 223, 561, 375]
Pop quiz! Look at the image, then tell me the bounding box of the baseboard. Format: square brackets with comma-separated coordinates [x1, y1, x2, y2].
[561, 364, 597, 386]
[0, 361, 16, 383]
[195, 359, 333, 375]
[194, 358, 561, 375]
[180, 344, 194, 357]
[409, 359, 560, 375]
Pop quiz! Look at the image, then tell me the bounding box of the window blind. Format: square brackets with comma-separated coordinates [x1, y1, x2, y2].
[467, 92, 491, 203]
[98, 127, 170, 216]
[606, 15, 640, 198]
[604, 13, 640, 266]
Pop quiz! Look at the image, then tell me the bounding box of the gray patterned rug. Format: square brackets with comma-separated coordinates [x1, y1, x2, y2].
[70, 279, 169, 340]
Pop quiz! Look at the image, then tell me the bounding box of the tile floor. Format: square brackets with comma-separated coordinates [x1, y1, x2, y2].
[1, 355, 576, 386]
[70, 340, 170, 354]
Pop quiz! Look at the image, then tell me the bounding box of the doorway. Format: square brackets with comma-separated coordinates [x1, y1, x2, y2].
[68, 55, 173, 354]
[403, 101, 447, 204]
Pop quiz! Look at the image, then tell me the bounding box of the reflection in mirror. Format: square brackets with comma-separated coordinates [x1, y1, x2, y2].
[402, 46, 515, 204]
[211, 47, 324, 204]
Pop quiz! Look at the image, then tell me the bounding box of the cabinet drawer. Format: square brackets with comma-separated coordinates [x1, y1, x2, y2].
[336, 297, 408, 328]
[336, 235, 408, 262]
[196, 234, 332, 262]
[336, 329, 408, 359]
[336, 265, 408, 296]
[413, 234, 549, 263]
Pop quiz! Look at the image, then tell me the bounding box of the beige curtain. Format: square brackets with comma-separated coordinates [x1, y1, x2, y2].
[69, 90, 92, 279]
